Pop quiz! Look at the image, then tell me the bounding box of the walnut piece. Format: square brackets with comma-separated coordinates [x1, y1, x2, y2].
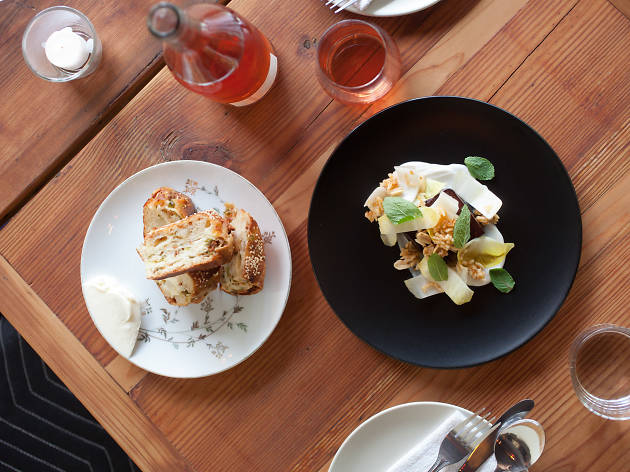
[394, 241, 422, 270]
[473, 210, 499, 226]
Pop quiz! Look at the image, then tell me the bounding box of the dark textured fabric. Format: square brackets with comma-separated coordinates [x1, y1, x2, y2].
[0, 316, 141, 472]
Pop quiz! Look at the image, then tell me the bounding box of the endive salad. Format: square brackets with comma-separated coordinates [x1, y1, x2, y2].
[364, 157, 515, 305]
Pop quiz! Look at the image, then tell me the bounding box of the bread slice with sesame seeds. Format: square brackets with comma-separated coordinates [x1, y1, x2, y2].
[142, 187, 221, 305]
[138, 210, 234, 281]
[220, 207, 266, 295]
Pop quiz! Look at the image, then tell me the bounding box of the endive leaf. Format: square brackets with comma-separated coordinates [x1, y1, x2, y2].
[458, 236, 514, 268]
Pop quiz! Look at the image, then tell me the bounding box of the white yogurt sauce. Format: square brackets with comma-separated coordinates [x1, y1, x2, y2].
[83, 276, 141, 357]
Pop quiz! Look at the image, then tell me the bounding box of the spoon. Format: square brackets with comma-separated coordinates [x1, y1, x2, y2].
[493, 419, 545, 472]
[459, 399, 535, 472]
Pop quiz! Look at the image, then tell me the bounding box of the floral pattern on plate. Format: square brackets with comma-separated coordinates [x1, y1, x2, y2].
[81, 161, 291, 378]
[137, 295, 246, 359]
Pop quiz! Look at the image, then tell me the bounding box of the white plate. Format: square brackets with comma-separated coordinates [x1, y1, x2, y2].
[330, 402, 471, 472]
[346, 0, 442, 17]
[80, 161, 292, 378]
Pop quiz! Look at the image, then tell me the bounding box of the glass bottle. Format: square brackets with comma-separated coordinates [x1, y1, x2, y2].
[147, 2, 277, 106]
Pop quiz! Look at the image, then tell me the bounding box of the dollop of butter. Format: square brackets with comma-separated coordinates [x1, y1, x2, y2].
[83, 276, 141, 358]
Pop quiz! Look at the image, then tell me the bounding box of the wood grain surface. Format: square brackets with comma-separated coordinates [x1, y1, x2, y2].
[0, 0, 163, 221]
[0, 0, 490, 367]
[0, 0, 629, 470]
[609, 0, 630, 18]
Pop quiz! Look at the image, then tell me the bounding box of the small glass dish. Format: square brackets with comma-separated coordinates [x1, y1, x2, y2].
[22, 6, 102, 82]
[316, 20, 400, 105]
[569, 324, 630, 420]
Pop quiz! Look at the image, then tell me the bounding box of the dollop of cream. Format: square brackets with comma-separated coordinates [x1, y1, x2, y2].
[83, 276, 141, 357]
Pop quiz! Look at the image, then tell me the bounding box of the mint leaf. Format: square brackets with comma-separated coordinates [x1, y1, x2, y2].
[489, 268, 515, 293]
[383, 197, 422, 224]
[465, 156, 495, 181]
[427, 254, 448, 281]
[453, 204, 471, 248]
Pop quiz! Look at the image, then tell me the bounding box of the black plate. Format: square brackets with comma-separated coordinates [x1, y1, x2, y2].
[308, 97, 581, 368]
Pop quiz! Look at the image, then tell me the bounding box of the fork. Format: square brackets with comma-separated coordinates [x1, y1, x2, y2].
[427, 409, 499, 472]
[324, 0, 359, 14]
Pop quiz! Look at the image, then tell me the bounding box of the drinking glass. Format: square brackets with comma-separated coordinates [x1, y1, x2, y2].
[22, 6, 102, 82]
[569, 324, 630, 420]
[316, 20, 400, 105]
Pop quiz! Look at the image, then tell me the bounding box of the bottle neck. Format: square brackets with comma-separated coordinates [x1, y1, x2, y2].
[147, 2, 190, 43]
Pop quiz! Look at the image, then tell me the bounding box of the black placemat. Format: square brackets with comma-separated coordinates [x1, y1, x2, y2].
[0, 315, 141, 472]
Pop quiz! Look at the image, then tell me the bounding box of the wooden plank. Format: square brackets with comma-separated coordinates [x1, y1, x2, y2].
[4, 162, 625, 472]
[0, 255, 194, 471]
[488, 0, 630, 214]
[0, 0, 163, 220]
[436, 1, 578, 101]
[609, 0, 630, 18]
[0, 0, 629, 470]
[131, 221, 422, 471]
[260, 0, 540, 202]
[0, 0, 491, 370]
[374, 0, 530, 108]
[273, 0, 629, 235]
[579, 171, 630, 265]
[128, 1, 630, 470]
[131, 166, 630, 472]
[105, 355, 147, 393]
[270, 0, 577, 235]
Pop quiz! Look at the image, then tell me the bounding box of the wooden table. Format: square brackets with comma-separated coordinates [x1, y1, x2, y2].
[0, 0, 163, 221]
[1, 0, 629, 470]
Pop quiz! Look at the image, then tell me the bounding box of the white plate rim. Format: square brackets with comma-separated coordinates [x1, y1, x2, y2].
[80, 160, 292, 378]
[346, 0, 443, 18]
[329, 401, 472, 472]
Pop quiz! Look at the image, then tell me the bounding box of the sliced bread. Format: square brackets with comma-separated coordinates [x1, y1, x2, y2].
[138, 210, 233, 280]
[143, 187, 196, 237]
[142, 187, 220, 305]
[156, 268, 220, 305]
[220, 207, 266, 295]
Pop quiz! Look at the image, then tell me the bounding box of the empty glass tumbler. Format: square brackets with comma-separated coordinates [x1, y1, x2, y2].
[570, 324, 630, 420]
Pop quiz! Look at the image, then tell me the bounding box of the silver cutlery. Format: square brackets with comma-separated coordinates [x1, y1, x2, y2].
[458, 399, 534, 472]
[323, 0, 360, 14]
[493, 419, 545, 472]
[428, 409, 498, 472]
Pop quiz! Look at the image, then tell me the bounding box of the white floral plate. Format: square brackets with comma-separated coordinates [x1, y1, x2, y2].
[346, 0, 442, 18]
[80, 161, 292, 378]
[329, 402, 471, 472]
